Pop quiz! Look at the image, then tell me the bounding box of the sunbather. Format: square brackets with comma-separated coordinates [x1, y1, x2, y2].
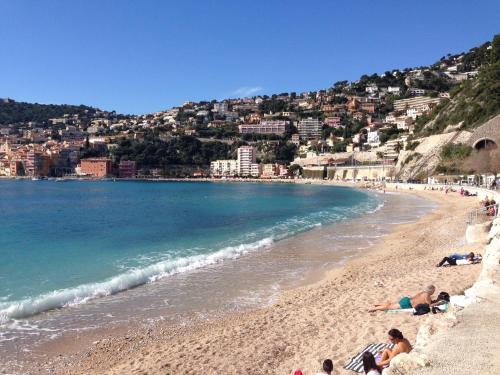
[377, 329, 412, 367]
[436, 252, 481, 267]
[368, 285, 436, 312]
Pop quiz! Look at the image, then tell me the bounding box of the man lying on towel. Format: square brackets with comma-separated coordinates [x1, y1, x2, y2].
[368, 285, 437, 312]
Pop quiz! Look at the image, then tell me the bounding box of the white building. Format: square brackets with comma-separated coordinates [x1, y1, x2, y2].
[393, 96, 442, 112]
[238, 120, 288, 135]
[367, 130, 380, 145]
[365, 84, 378, 94]
[210, 160, 238, 177]
[250, 163, 262, 177]
[406, 108, 422, 120]
[213, 102, 228, 114]
[237, 146, 257, 177]
[387, 86, 401, 95]
[395, 117, 413, 130]
[408, 88, 427, 96]
[298, 118, 322, 140]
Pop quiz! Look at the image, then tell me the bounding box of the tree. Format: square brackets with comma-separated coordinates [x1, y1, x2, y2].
[288, 164, 303, 176]
[275, 143, 297, 163]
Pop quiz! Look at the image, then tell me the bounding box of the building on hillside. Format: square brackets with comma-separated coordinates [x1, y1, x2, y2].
[367, 130, 380, 146]
[261, 163, 279, 178]
[26, 150, 50, 177]
[298, 118, 322, 140]
[393, 96, 441, 112]
[395, 116, 413, 130]
[360, 102, 376, 113]
[210, 159, 238, 177]
[247, 113, 262, 123]
[213, 101, 228, 113]
[250, 163, 262, 178]
[365, 84, 378, 94]
[408, 88, 426, 96]
[59, 126, 85, 142]
[384, 139, 403, 160]
[237, 146, 256, 177]
[387, 86, 401, 95]
[238, 120, 288, 135]
[324, 116, 342, 128]
[291, 133, 300, 146]
[118, 160, 137, 178]
[80, 158, 112, 178]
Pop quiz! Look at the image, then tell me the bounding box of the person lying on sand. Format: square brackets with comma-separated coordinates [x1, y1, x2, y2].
[377, 329, 412, 367]
[436, 252, 481, 267]
[368, 285, 436, 312]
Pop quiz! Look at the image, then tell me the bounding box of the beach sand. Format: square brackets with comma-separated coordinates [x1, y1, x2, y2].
[23, 189, 482, 375]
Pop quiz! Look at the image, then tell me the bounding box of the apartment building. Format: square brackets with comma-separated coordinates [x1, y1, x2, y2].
[118, 160, 137, 178]
[26, 150, 50, 177]
[80, 158, 112, 177]
[210, 159, 238, 177]
[238, 120, 288, 135]
[393, 96, 441, 112]
[298, 118, 322, 140]
[237, 146, 257, 177]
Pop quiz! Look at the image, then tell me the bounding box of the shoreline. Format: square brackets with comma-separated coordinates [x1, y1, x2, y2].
[9, 185, 484, 374]
[0, 182, 381, 325]
[1, 183, 413, 372]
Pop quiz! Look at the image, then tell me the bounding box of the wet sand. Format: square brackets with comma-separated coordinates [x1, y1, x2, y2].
[6, 188, 482, 375]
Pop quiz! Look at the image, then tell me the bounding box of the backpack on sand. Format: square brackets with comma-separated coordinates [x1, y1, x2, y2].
[413, 303, 431, 316]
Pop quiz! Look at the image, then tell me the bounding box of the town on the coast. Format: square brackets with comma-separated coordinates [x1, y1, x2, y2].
[1, 36, 499, 187]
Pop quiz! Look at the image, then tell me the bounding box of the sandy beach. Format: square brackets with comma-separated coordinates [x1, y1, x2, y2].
[11, 186, 483, 375]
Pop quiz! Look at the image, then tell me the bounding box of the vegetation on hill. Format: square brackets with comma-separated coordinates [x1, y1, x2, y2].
[112, 136, 233, 169]
[0, 100, 99, 126]
[416, 34, 500, 135]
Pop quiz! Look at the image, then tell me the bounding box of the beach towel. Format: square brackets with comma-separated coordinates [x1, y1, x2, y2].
[384, 304, 448, 314]
[344, 343, 394, 373]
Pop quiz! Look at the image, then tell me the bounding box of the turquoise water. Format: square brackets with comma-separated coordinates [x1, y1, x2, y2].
[0, 180, 379, 323]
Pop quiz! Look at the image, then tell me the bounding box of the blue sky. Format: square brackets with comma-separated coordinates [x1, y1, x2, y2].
[0, 1, 499, 114]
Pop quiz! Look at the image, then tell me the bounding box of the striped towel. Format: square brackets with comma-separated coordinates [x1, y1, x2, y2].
[344, 343, 394, 373]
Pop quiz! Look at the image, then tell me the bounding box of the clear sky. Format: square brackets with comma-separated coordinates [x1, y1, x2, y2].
[1, 1, 499, 114]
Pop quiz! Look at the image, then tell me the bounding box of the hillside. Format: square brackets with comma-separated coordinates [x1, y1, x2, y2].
[1, 34, 498, 179]
[0, 99, 100, 126]
[414, 35, 500, 135]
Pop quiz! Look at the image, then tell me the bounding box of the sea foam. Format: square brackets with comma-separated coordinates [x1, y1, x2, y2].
[0, 237, 273, 323]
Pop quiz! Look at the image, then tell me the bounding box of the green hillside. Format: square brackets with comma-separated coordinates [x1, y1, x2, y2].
[0, 100, 99, 126]
[415, 34, 500, 135]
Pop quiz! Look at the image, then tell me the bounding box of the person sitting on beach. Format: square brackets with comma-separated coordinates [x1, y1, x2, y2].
[362, 352, 382, 375]
[481, 198, 491, 207]
[377, 329, 412, 367]
[436, 252, 481, 267]
[487, 200, 497, 216]
[315, 359, 335, 375]
[368, 285, 436, 312]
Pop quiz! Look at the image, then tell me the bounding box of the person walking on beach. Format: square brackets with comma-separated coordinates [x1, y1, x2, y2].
[368, 285, 436, 312]
[377, 329, 412, 367]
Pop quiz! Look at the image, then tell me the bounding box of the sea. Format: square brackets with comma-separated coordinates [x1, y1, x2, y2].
[0, 180, 435, 369]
